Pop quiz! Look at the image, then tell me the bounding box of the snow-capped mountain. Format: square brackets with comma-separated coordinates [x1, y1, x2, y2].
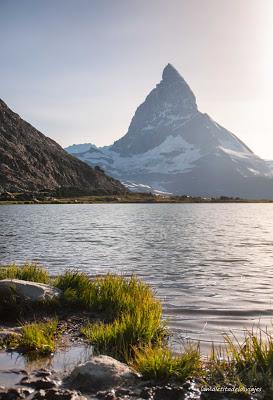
[66, 64, 273, 198]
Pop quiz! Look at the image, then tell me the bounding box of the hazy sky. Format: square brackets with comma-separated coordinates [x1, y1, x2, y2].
[1, 0, 273, 158]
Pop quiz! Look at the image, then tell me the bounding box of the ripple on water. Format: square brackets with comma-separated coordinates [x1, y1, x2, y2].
[1, 203, 273, 353]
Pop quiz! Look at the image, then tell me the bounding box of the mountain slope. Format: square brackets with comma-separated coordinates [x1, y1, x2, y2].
[0, 99, 126, 195]
[66, 64, 273, 198]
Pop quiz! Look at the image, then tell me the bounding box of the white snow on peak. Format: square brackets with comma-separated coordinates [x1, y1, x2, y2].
[80, 135, 201, 175]
[219, 146, 251, 159]
[247, 168, 261, 176]
[138, 109, 196, 136]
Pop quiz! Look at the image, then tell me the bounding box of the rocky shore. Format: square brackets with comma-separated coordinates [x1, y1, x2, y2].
[1, 190, 270, 205]
[0, 265, 268, 400]
[0, 360, 202, 400]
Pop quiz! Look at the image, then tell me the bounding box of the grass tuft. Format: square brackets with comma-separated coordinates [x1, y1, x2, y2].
[0, 263, 49, 283]
[132, 345, 201, 383]
[82, 305, 166, 361]
[205, 327, 273, 395]
[19, 320, 58, 355]
[56, 271, 166, 361]
[55, 270, 92, 308]
[55, 272, 162, 319]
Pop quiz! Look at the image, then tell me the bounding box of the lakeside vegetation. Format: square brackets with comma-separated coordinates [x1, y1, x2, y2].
[19, 320, 58, 355]
[0, 263, 273, 396]
[1, 192, 273, 205]
[0, 262, 50, 283]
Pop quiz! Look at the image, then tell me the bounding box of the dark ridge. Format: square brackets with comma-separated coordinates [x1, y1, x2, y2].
[0, 99, 127, 196]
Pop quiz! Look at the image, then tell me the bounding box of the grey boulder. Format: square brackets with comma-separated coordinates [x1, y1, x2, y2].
[68, 355, 140, 392]
[0, 279, 62, 301]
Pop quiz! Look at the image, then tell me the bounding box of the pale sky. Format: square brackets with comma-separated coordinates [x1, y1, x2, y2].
[1, 0, 273, 158]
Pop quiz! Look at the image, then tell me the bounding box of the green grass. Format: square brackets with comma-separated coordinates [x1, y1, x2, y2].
[132, 345, 201, 383]
[55, 270, 92, 308]
[56, 271, 163, 319]
[0, 263, 49, 283]
[91, 273, 164, 320]
[19, 320, 58, 355]
[205, 327, 273, 395]
[56, 271, 166, 361]
[82, 305, 166, 361]
[0, 269, 166, 362]
[0, 320, 59, 355]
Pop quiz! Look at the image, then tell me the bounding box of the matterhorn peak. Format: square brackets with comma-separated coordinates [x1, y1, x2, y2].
[162, 63, 183, 81]
[110, 63, 198, 155]
[67, 63, 273, 198]
[159, 64, 197, 110]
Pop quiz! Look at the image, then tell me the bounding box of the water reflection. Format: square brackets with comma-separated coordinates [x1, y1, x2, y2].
[0, 344, 93, 386]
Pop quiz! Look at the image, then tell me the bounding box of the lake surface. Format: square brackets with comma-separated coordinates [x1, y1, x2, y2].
[1, 203, 273, 352]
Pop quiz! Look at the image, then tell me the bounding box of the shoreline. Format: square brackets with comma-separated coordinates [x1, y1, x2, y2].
[0, 264, 272, 399]
[1, 193, 273, 205]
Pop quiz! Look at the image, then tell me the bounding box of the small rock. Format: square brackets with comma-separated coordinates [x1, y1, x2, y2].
[200, 393, 251, 400]
[139, 387, 153, 399]
[0, 330, 20, 340]
[0, 387, 26, 399]
[33, 369, 52, 378]
[23, 378, 58, 390]
[33, 388, 87, 399]
[0, 192, 15, 201]
[20, 388, 33, 397]
[19, 377, 29, 385]
[33, 390, 46, 399]
[115, 388, 133, 396]
[152, 385, 185, 400]
[96, 389, 117, 400]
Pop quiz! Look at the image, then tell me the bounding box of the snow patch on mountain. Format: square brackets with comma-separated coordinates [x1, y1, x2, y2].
[219, 147, 251, 159]
[65, 143, 95, 154]
[79, 135, 201, 175]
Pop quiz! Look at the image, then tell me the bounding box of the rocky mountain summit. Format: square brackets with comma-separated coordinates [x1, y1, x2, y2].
[0, 99, 126, 196]
[67, 64, 273, 198]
